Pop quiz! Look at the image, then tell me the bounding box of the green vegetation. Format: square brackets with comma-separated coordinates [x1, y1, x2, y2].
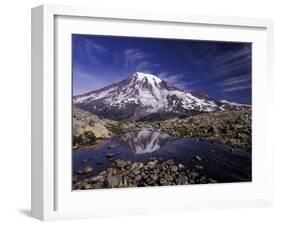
[106, 123, 124, 135]
[83, 131, 96, 143]
[73, 134, 83, 145]
[73, 131, 96, 146]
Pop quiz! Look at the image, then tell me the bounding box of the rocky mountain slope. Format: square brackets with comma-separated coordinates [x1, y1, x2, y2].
[74, 72, 249, 121]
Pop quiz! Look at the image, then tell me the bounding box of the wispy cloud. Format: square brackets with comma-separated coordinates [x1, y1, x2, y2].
[123, 48, 160, 73]
[219, 75, 251, 87]
[209, 46, 251, 79]
[84, 39, 107, 55]
[158, 72, 198, 90]
[124, 49, 148, 71]
[218, 74, 251, 93]
[222, 84, 251, 92]
[74, 38, 108, 65]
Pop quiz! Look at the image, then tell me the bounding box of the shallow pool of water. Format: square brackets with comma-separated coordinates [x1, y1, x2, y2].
[73, 129, 251, 183]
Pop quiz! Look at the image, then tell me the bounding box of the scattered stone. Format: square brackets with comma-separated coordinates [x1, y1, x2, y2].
[171, 165, 178, 172]
[107, 175, 119, 187]
[195, 155, 202, 161]
[106, 153, 115, 158]
[166, 159, 175, 165]
[96, 160, 103, 165]
[164, 174, 173, 181]
[176, 175, 188, 185]
[160, 178, 168, 185]
[83, 158, 92, 163]
[150, 108, 251, 152]
[84, 184, 93, 189]
[147, 161, 156, 169]
[195, 165, 204, 170]
[76, 169, 84, 175]
[178, 163, 185, 169]
[190, 172, 199, 178]
[115, 159, 127, 168]
[83, 166, 93, 174]
[73, 175, 78, 183]
[91, 175, 104, 182]
[73, 159, 216, 190]
[107, 145, 116, 149]
[135, 175, 142, 181]
[131, 162, 141, 171]
[99, 171, 107, 176]
[208, 178, 218, 183]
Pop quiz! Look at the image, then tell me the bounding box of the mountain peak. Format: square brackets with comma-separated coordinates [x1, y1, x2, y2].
[74, 72, 249, 121]
[132, 72, 162, 85]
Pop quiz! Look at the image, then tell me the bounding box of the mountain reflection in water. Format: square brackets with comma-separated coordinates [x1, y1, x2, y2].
[119, 129, 172, 154]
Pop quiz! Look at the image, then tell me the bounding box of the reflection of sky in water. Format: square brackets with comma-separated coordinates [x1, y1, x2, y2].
[119, 129, 172, 154]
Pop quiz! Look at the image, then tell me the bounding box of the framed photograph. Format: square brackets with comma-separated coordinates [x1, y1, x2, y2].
[31, 4, 274, 221]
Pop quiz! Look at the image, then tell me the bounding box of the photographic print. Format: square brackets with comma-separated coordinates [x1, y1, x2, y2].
[72, 34, 252, 190]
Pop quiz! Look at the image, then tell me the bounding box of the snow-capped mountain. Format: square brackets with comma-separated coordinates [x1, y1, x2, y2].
[120, 129, 171, 154]
[74, 72, 248, 121]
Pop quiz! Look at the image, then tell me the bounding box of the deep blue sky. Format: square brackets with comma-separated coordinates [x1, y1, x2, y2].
[72, 34, 252, 104]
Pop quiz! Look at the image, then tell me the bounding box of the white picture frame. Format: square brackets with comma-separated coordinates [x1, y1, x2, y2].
[31, 4, 274, 221]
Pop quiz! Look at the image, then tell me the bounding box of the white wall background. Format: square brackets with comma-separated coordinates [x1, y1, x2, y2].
[0, 0, 280, 225]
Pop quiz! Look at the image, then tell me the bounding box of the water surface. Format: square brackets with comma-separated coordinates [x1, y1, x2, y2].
[73, 129, 251, 183]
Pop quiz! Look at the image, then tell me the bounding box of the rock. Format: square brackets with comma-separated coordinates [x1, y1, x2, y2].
[147, 161, 156, 169]
[178, 163, 185, 169]
[150, 175, 158, 181]
[190, 172, 199, 178]
[176, 175, 188, 185]
[160, 178, 168, 185]
[115, 159, 127, 168]
[93, 183, 103, 189]
[83, 158, 92, 163]
[76, 169, 84, 175]
[96, 160, 103, 165]
[131, 162, 141, 171]
[73, 175, 78, 183]
[90, 122, 111, 139]
[195, 155, 202, 161]
[207, 126, 215, 133]
[123, 178, 128, 186]
[166, 160, 175, 165]
[106, 153, 115, 158]
[135, 175, 142, 181]
[208, 178, 218, 183]
[171, 165, 178, 172]
[195, 165, 204, 170]
[209, 149, 216, 153]
[83, 166, 93, 173]
[107, 145, 116, 149]
[84, 184, 93, 189]
[132, 170, 141, 175]
[99, 171, 107, 176]
[107, 175, 119, 187]
[200, 176, 207, 183]
[164, 174, 174, 181]
[91, 175, 104, 182]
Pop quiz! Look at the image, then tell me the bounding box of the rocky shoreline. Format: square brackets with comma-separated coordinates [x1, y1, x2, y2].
[151, 109, 251, 151]
[72, 159, 217, 190]
[73, 106, 251, 152]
